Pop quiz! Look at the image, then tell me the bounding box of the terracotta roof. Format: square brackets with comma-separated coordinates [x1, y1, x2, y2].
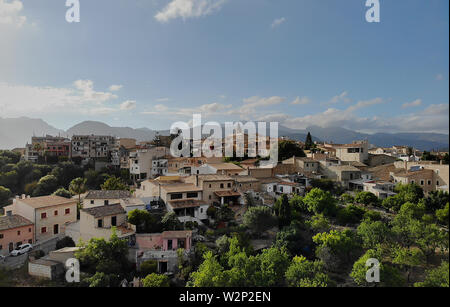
[81, 204, 125, 218]
[198, 174, 234, 182]
[85, 190, 131, 199]
[0, 215, 33, 231]
[214, 190, 242, 197]
[278, 181, 300, 187]
[17, 195, 76, 209]
[167, 199, 208, 209]
[162, 230, 192, 239]
[232, 175, 259, 183]
[367, 163, 396, 181]
[392, 168, 434, 178]
[162, 183, 203, 193]
[209, 163, 243, 171]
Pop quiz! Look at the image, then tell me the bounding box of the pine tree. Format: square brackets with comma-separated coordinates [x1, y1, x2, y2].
[305, 132, 313, 150]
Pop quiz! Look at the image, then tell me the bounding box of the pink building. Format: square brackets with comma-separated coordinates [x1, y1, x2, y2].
[136, 230, 192, 251]
[0, 215, 34, 256]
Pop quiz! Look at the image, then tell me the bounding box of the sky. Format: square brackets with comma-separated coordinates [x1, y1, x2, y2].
[0, 0, 448, 134]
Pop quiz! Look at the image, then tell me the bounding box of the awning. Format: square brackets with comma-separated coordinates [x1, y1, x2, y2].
[214, 190, 242, 198]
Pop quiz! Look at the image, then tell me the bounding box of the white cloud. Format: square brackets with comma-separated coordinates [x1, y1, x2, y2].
[120, 100, 137, 110]
[402, 99, 422, 109]
[271, 17, 286, 29]
[156, 97, 170, 102]
[327, 91, 351, 105]
[109, 85, 123, 91]
[0, 0, 26, 27]
[291, 96, 311, 105]
[155, 0, 227, 23]
[0, 80, 134, 116]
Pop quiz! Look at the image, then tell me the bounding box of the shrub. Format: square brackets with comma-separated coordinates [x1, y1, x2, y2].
[56, 236, 76, 250]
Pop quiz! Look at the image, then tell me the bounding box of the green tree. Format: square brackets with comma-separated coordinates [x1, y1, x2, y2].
[355, 191, 379, 207]
[128, 209, 161, 233]
[357, 219, 392, 249]
[86, 272, 116, 287]
[337, 204, 366, 225]
[436, 203, 449, 226]
[242, 206, 277, 234]
[0, 186, 12, 209]
[53, 188, 72, 198]
[278, 140, 306, 161]
[216, 205, 235, 223]
[303, 188, 337, 216]
[274, 194, 292, 228]
[306, 213, 330, 233]
[139, 260, 158, 277]
[392, 246, 425, 282]
[101, 176, 129, 191]
[56, 236, 76, 250]
[32, 174, 59, 196]
[313, 229, 361, 271]
[274, 224, 304, 256]
[350, 249, 405, 287]
[414, 262, 449, 287]
[285, 256, 330, 287]
[143, 273, 170, 287]
[69, 177, 87, 206]
[161, 212, 183, 231]
[190, 251, 226, 287]
[257, 247, 290, 287]
[422, 191, 449, 213]
[304, 132, 314, 150]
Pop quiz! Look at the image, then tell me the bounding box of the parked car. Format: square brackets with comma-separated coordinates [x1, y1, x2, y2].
[10, 243, 33, 256]
[0, 255, 6, 262]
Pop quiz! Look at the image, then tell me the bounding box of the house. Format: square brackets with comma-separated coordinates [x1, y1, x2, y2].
[393, 161, 449, 193]
[151, 159, 168, 177]
[391, 168, 436, 194]
[333, 140, 369, 164]
[83, 190, 132, 209]
[186, 174, 240, 206]
[66, 203, 135, 243]
[24, 135, 71, 163]
[119, 198, 146, 213]
[323, 165, 362, 188]
[129, 147, 170, 181]
[282, 156, 320, 173]
[0, 214, 34, 256]
[136, 230, 192, 274]
[28, 246, 81, 280]
[363, 181, 396, 199]
[4, 195, 77, 243]
[136, 177, 208, 222]
[233, 176, 260, 192]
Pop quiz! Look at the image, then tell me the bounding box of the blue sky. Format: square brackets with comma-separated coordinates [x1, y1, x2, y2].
[0, 0, 448, 134]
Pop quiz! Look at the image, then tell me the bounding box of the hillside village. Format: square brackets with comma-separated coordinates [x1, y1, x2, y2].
[0, 132, 449, 287]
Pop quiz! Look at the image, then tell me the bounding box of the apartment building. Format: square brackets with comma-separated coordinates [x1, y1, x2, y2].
[4, 195, 77, 242]
[24, 135, 71, 163]
[333, 140, 369, 164]
[71, 135, 116, 160]
[129, 147, 170, 181]
[83, 190, 132, 209]
[392, 161, 449, 193]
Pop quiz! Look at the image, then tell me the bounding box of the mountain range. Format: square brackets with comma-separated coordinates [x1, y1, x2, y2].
[0, 117, 448, 151]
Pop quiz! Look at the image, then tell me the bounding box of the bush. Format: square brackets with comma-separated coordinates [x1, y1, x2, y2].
[142, 273, 170, 287]
[140, 260, 158, 277]
[337, 205, 366, 225]
[355, 191, 379, 207]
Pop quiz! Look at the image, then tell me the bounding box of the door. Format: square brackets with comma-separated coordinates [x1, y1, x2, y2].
[111, 216, 117, 227]
[159, 261, 168, 274]
[53, 224, 59, 235]
[8, 242, 13, 252]
[167, 240, 173, 250]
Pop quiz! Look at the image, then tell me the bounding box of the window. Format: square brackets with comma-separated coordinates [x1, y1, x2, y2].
[420, 180, 424, 186]
[17, 231, 20, 235]
[90, 200, 94, 205]
[227, 183, 231, 188]
[220, 183, 224, 188]
[41, 212, 47, 219]
[427, 180, 432, 186]
[187, 192, 198, 198]
[28, 239, 32, 244]
[29, 228, 31, 232]
[411, 180, 415, 184]
[209, 195, 212, 200]
[200, 208, 203, 213]
[54, 210, 58, 216]
[104, 200, 109, 206]
[209, 184, 212, 188]
[0, 234, 3, 239]
[111, 216, 117, 227]
[41, 227, 47, 234]
[65, 208, 70, 215]
[437, 180, 440, 186]
[171, 193, 183, 200]
[0, 245, 2, 250]
[97, 219, 103, 228]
